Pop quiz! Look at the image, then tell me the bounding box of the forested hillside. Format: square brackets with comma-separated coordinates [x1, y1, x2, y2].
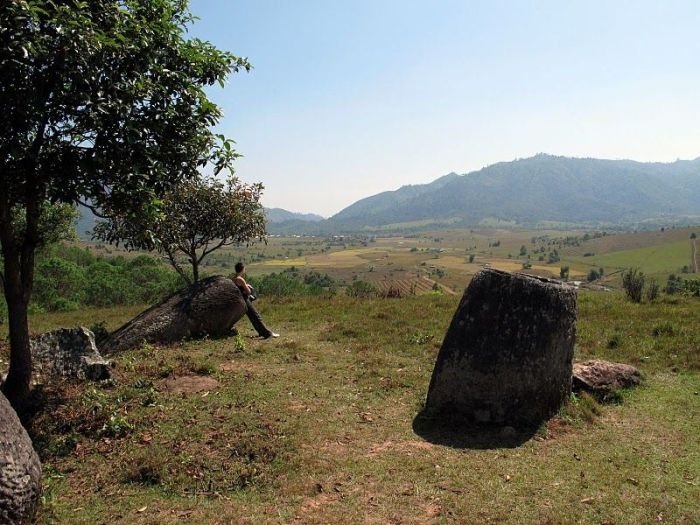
[324, 155, 700, 231]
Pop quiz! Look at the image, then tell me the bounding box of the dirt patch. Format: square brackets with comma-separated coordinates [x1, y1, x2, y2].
[161, 375, 219, 394]
[297, 493, 340, 517]
[421, 500, 443, 518]
[367, 440, 435, 457]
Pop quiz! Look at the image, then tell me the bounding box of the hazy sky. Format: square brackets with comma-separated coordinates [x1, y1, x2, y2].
[190, 1, 700, 217]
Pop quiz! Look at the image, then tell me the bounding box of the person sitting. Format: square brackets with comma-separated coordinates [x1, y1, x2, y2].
[233, 262, 279, 339]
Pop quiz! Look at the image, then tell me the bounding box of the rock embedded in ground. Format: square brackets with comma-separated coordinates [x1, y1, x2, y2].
[572, 360, 642, 396]
[30, 327, 111, 383]
[423, 268, 577, 428]
[0, 392, 41, 524]
[102, 275, 247, 354]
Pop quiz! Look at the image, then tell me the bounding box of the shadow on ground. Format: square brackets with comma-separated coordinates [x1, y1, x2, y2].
[412, 410, 539, 449]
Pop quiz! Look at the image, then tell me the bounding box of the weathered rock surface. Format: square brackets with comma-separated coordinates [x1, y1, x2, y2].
[30, 327, 111, 383]
[102, 276, 246, 354]
[572, 360, 642, 395]
[422, 268, 577, 428]
[0, 392, 41, 524]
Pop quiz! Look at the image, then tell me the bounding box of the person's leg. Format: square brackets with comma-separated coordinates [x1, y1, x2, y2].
[245, 298, 273, 337]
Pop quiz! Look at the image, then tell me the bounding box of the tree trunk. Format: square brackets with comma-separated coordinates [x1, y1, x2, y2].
[192, 258, 199, 283]
[0, 258, 32, 412]
[0, 188, 36, 413]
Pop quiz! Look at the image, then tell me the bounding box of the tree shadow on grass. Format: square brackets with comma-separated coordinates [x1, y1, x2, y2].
[412, 410, 540, 450]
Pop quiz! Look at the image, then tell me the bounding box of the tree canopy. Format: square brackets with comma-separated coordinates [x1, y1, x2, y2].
[0, 0, 248, 409]
[94, 176, 267, 283]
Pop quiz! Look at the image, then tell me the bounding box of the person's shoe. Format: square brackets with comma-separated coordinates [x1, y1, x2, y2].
[264, 332, 280, 339]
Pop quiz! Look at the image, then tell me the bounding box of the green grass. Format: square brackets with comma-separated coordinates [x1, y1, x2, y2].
[2, 290, 694, 524]
[566, 240, 694, 281]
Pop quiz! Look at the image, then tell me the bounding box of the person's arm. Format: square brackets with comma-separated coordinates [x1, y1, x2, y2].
[233, 275, 253, 296]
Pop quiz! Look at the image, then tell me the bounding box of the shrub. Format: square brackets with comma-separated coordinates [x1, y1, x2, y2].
[681, 279, 700, 297]
[622, 268, 645, 303]
[665, 274, 683, 294]
[302, 271, 336, 290]
[559, 266, 570, 280]
[32, 257, 86, 310]
[652, 322, 675, 337]
[646, 279, 660, 302]
[346, 280, 378, 299]
[607, 334, 622, 349]
[249, 272, 311, 297]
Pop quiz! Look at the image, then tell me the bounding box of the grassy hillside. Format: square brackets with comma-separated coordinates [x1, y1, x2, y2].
[3, 290, 698, 524]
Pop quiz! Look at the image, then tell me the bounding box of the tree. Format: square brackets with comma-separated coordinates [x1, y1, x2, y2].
[0, 0, 247, 409]
[94, 177, 266, 284]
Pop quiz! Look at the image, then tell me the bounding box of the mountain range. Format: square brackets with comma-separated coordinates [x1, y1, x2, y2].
[270, 154, 700, 233]
[77, 154, 700, 238]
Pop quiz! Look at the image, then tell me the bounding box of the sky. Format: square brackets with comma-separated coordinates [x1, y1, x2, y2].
[190, 0, 700, 217]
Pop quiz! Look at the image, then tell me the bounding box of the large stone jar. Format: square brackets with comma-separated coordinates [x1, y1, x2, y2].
[424, 268, 577, 428]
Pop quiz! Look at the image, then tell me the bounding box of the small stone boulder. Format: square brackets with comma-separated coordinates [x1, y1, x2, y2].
[572, 360, 642, 397]
[30, 327, 112, 383]
[0, 392, 41, 524]
[422, 268, 577, 429]
[102, 275, 247, 354]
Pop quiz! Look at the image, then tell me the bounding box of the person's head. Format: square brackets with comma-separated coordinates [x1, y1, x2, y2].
[235, 262, 245, 274]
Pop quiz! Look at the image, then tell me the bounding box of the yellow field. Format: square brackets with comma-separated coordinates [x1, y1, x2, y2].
[259, 257, 307, 267]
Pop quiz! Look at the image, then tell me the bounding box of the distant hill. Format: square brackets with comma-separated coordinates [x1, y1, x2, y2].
[323, 154, 700, 232]
[75, 204, 98, 239]
[264, 207, 325, 235]
[264, 208, 324, 224]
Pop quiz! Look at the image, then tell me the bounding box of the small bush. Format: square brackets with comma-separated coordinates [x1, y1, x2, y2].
[681, 279, 700, 297]
[232, 333, 246, 353]
[560, 392, 602, 425]
[652, 322, 675, 337]
[100, 413, 134, 437]
[646, 279, 659, 302]
[606, 334, 622, 349]
[665, 274, 684, 294]
[622, 268, 645, 303]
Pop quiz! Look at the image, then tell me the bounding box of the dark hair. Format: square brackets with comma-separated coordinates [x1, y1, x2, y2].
[235, 262, 245, 273]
